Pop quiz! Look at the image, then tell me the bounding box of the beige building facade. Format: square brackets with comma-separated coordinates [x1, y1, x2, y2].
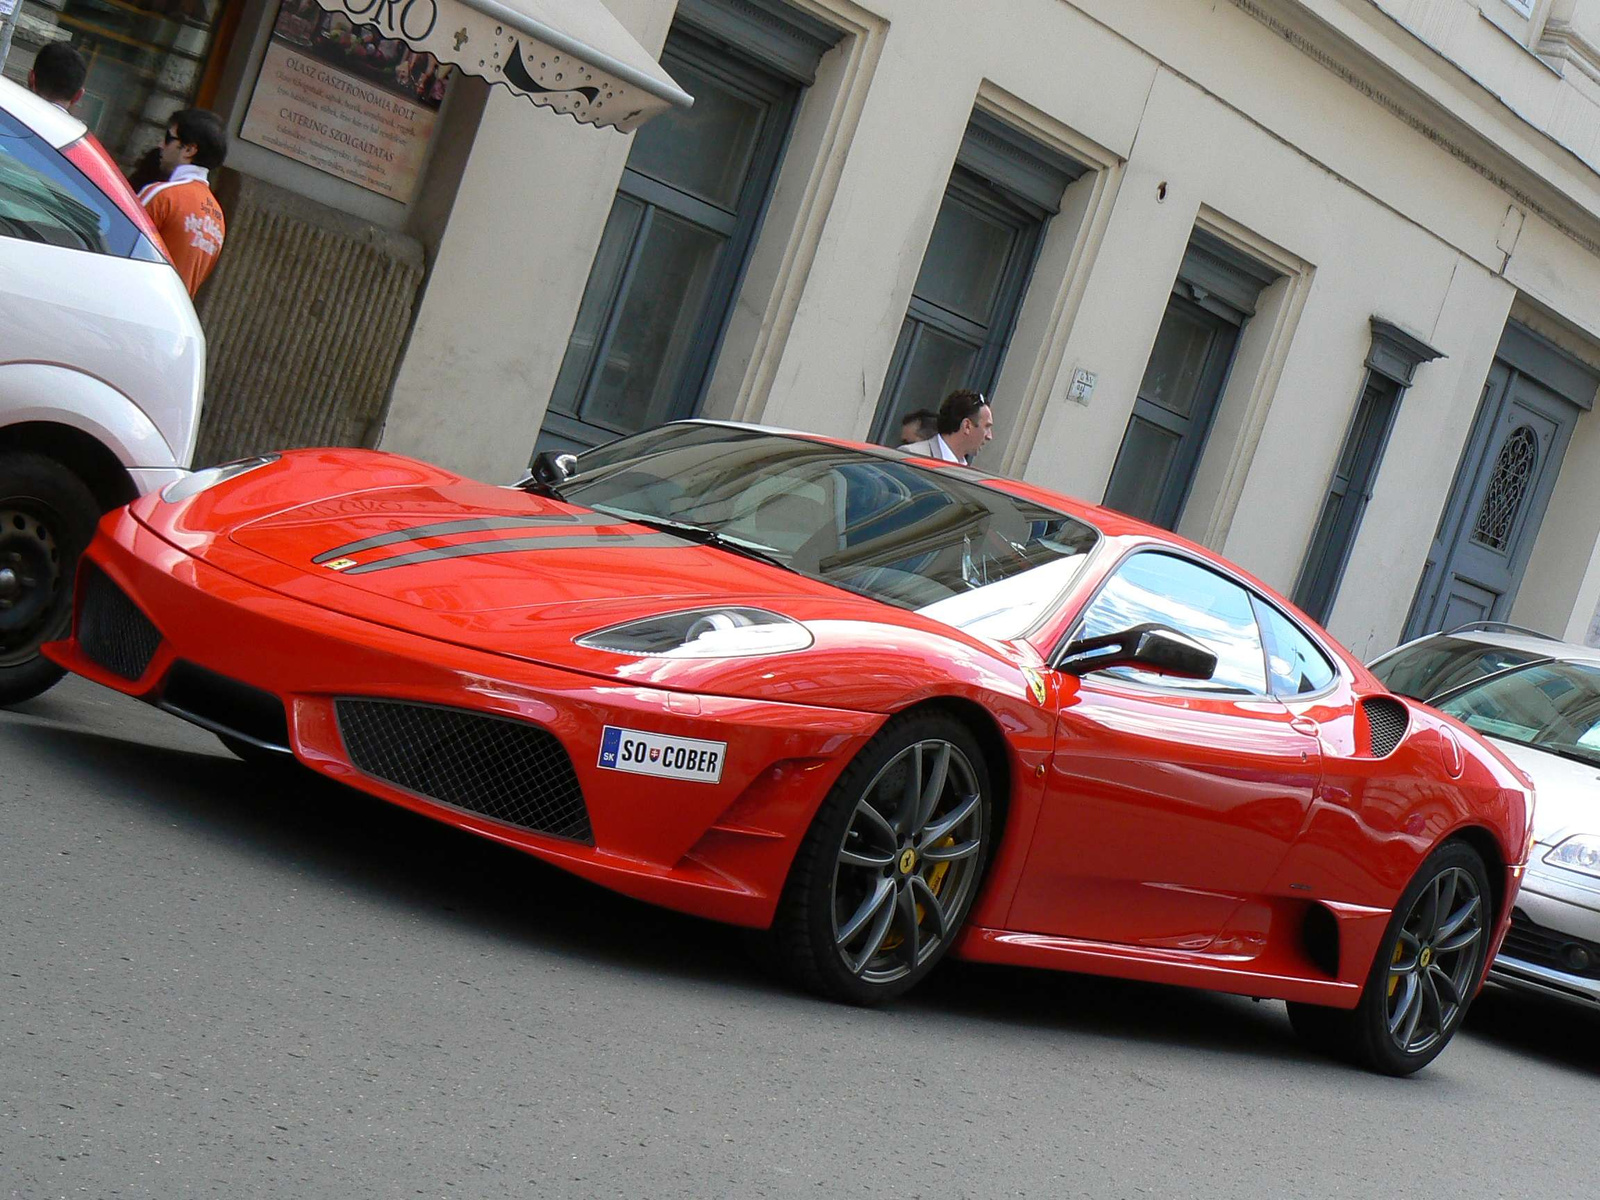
[387, 0, 1600, 657]
[10, 0, 1598, 655]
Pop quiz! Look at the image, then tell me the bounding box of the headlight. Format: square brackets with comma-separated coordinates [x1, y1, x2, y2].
[1543, 835, 1600, 879]
[161, 455, 278, 503]
[576, 607, 813, 658]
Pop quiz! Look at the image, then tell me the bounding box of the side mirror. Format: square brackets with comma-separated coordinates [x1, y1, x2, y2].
[1056, 622, 1218, 680]
[529, 450, 578, 487]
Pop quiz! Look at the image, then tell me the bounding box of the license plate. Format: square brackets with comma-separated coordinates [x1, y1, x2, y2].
[598, 725, 726, 784]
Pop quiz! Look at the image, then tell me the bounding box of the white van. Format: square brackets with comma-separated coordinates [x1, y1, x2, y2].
[0, 76, 204, 704]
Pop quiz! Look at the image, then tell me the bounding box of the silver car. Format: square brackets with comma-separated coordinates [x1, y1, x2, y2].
[1370, 623, 1600, 1010]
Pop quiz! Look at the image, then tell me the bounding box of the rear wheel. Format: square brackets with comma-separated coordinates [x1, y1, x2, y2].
[1288, 841, 1491, 1075]
[0, 452, 101, 707]
[772, 711, 992, 1005]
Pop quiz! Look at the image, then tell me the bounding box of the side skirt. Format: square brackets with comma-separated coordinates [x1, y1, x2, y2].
[953, 926, 1366, 1009]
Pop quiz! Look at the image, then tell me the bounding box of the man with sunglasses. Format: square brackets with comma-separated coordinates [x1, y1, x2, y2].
[900, 389, 994, 465]
[138, 109, 228, 297]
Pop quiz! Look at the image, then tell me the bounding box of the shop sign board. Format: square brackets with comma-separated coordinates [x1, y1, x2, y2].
[240, 0, 454, 203]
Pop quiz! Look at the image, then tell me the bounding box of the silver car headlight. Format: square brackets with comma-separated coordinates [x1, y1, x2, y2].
[576, 607, 813, 658]
[161, 455, 278, 503]
[1543, 834, 1600, 879]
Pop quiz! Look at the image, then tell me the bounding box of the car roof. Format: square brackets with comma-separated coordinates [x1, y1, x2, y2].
[664, 419, 1349, 648]
[673, 418, 1255, 548]
[1381, 625, 1600, 666]
[0, 74, 87, 151]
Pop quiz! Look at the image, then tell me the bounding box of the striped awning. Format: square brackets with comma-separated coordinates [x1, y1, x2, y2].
[314, 0, 693, 131]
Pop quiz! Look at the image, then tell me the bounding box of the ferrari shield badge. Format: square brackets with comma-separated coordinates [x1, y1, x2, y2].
[325, 558, 358, 571]
[1021, 666, 1047, 706]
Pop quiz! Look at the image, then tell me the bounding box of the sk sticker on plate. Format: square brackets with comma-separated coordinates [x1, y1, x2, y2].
[599, 726, 726, 784]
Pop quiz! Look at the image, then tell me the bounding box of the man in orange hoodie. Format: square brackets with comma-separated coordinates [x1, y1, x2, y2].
[138, 109, 228, 297]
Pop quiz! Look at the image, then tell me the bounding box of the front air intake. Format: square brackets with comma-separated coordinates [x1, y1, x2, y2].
[336, 699, 592, 843]
[1360, 696, 1409, 757]
[76, 564, 162, 681]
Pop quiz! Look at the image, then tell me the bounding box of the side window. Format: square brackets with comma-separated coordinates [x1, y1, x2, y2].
[1073, 552, 1268, 693]
[0, 122, 116, 255]
[1253, 599, 1337, 697]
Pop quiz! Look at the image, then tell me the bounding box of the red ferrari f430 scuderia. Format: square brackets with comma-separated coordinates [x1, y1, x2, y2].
[42, 422, 1534, 1074]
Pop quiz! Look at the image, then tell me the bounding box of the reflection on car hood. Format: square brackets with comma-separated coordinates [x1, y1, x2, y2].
[1488, 739, 1600, 843]
[159, 480, 1026, 706]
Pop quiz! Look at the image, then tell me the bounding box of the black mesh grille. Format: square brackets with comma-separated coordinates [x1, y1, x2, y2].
[76, 564, 161, 681]
[1361, 696, 1409, 757]
[336, 699, 591, 843]
[1501, 909, 1600, 979]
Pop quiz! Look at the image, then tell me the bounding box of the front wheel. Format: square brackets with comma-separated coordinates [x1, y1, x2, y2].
[1288, 841, 1492, 1075]
[771, 711, 993, 1005]
[0, 451, 102, 706]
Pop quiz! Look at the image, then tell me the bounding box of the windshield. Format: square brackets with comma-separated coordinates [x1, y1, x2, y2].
[1369, 635, 1544, 701]
[564, 425, 1100, 639]
[1436, 659, 1600, 767]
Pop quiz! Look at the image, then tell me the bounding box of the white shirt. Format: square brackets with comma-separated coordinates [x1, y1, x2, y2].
[901, 433, 966, 464]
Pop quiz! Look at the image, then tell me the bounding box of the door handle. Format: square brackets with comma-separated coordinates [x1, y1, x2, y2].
[1289, 716, 1320, 737]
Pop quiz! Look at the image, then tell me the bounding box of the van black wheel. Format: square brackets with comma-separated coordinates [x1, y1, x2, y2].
[0, 452, 100, 706]
[772, 711, 992, 1005]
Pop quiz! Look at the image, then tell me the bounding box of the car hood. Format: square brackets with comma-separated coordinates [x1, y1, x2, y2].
[145, 473, 1028, 705]
[1488, 739, 1600, 844]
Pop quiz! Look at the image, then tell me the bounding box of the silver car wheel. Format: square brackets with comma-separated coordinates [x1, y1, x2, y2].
[830, 738, 986, 984]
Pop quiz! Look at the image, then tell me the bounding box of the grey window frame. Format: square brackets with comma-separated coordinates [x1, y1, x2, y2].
[1293, 318, 1444, 624]
[540, 1, 840, 454]
[869, 113, 1085, 443]
[1103, 231, 1277, 530]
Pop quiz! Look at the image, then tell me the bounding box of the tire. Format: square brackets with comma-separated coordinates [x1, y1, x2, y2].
[1288, 841, 1492, 1076]
[0, 451, 102, 707]
[771, 710, 993, 1005]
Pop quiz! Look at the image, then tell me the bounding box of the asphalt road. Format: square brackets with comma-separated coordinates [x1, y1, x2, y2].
[2, 677, 1594, 1199]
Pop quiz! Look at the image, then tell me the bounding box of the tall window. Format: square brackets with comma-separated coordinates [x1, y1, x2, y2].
[870, 113, 1084, 444]
[541, 0, 839, 453]
[1294, 320, 1443, 624]
[1103, 230, 1276, 529]
[1, 1, 234, 165]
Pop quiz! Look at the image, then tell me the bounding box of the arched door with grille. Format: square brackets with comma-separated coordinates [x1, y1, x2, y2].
[1405, 330, 1590, 639]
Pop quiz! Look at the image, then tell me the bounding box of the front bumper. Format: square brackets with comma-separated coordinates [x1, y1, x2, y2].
[46, 509, 886, 928]
[1488, 863, 1600, 1009]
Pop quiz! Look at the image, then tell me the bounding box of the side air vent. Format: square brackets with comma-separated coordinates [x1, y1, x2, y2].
[77, 563, 162, 681]
[1360, 696, 1409, 758]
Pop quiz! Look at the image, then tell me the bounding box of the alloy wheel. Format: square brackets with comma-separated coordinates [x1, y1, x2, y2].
[830, 738, 986, 984]
[1384, 865, 1485, 1056]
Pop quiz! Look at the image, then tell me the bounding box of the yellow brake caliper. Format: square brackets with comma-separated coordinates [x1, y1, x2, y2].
[882, 837, 955, 952]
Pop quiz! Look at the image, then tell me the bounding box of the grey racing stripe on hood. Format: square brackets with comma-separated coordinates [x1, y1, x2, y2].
[339, 532, 687, 574]
[313, 514, 630, 564]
